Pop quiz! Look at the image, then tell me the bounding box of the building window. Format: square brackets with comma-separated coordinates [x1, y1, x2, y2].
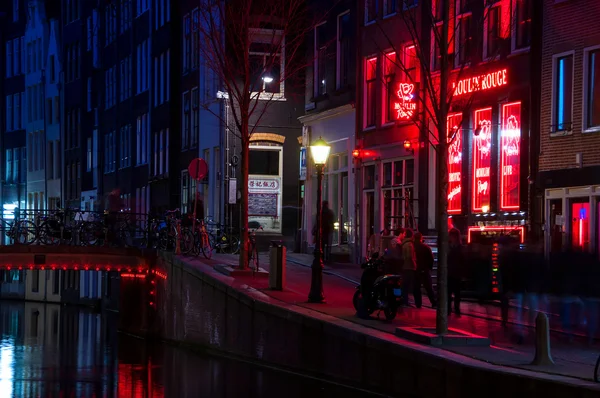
[66, 0, 79, 23]
[92, 10, 99, 68]
[183, 14, 191, 72]
[485, 4, 500, 59]
[120, 0, 131, 33]
[120, 124, 131, 168]
[87, 137, 92, 172]
[5, 150, 12, 183]
[12, 0, 19, 22]
[315, 23, 327, 96]
[365, 0, 377, 24]
[382, 159, 415, 231]
[512, 0, 532, 51]
[136, 114, 148, 165]
[364, 57, 377, 128]
[5, 95, 12, 131]
[191, 8, 199, 70]
[191, 88, 199, 147]
[337, 11, 351, 89]
[165, 128, 170, 174]
[120, 56, 132, 101]
[105, 4, 117, 45]
[87, 16, 92, 50]
[14, 93, 20, 130]
[181, 170, 190, 214]
[136, 39, 149, 93]
[182, 92, 190, 149]
[13, 38, 21, 76]
[6, 41, 12, 77]
[455, 1, 472, 66]
[584, 48, 600, 131]
[105, 65, 117, 108]
[384, 0, 396, 16]
[104, 131, 116, 173]
[384, 51, 397, 123]
[553, 53, 573, 132]
[136, 0, 149, 15]
[249, 29, 284, 96]
[87, 77, 92, 111]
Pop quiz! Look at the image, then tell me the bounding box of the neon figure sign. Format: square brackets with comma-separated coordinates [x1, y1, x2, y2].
[500, 102, 521, 210]
[447, 113, 463, 214]
[393, 83, 417, 121]
[453, 69, 508, 97]
[472, 108, 492, 212]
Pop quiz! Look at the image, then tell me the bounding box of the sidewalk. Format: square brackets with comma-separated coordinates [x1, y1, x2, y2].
[186, 252, 600, 384]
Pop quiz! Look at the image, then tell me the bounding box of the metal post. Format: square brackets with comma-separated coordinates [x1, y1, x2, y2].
[531, 312, 554, 366]
[308, 164, 325, 303]
[175, 221, 181, 255]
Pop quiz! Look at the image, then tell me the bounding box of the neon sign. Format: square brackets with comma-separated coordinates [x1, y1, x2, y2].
[472, 108, 492, 212]
[500, 102, 521, 210]
[453, 69, 508, 97]
[393, 83, 417, 121]
[447, 113, 463, 214]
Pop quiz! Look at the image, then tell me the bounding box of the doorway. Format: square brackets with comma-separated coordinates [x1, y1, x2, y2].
[570, 200, 590, 251]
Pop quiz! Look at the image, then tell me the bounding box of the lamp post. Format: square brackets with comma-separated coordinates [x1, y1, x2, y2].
[308, 137, 331, 303]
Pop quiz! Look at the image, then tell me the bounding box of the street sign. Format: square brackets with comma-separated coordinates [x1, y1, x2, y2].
[299, 147, 307, 181]
[188, 158, 208, 181]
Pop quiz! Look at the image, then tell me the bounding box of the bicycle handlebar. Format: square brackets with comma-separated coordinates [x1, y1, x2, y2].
[165, 208, 180, 214]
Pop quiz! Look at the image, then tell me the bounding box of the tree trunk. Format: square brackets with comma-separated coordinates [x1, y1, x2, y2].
[435, 0, 451, 336]
[238, 117, 250, 270]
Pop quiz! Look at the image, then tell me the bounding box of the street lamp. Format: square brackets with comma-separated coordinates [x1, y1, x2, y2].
[308, 137, 331, 303]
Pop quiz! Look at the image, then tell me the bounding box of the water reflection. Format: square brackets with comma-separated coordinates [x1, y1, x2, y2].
[0, 302, 380, 398]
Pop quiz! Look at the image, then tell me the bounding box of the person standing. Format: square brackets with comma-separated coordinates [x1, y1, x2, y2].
[414, 232, 437, 308]
[448, 228, 465, 316]
[321, 201, 335, 264]
[400, 228, 418, 307]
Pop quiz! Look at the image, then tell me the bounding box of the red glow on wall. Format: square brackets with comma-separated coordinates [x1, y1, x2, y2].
[571, 202, 590, 250]
[467, 226, 525, 244]
[392, 83, 417, 121]
[500, 102, 521, 210]
[447, 113, 463, 214]
[452, 69, 508, 97]
[472, 108, 492, 212]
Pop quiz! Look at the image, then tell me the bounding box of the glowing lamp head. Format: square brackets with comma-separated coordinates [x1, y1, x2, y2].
[403, 140, 412, 150]
[262, 75, 274, 83]
[310, 137, 331, 166]
[352, 149, 361, 158]
[482, 205, 490, 213]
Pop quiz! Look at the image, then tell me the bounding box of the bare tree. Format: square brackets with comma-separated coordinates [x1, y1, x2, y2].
[369, 0, 511, 334]
[196, 0, 313, 270]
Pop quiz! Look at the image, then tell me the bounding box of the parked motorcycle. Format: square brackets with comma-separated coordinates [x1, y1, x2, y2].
[352, 253, 403, 321]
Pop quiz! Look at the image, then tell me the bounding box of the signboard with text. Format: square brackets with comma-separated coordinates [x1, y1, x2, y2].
[447, 113, 463, 214]
[391, 82, 418, 122]
[452, 68, 508, 97]
[500, 102, 521, 210]
[299, 147, 307, 181]
[472, 108, 492, 212]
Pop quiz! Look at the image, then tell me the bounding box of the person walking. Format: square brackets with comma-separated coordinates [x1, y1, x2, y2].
[448, 228, 465, 316]
[400, 228, 418, 307]
[414, 232, 437, 308]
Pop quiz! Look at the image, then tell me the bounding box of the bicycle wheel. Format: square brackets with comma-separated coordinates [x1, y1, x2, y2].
[38, 221, 61, 245]
[201, 231, 213, 259]
[13, 220, 36, 245]
[180, 228, 194, 255]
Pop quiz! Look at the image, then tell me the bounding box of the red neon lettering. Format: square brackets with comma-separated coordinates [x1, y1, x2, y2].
[447, 113, 463, 214]
[500, 102, 521, 210]
[472, 108, 492, 212]
[453, 69, 508, 97]
[393, 83, 417, 121]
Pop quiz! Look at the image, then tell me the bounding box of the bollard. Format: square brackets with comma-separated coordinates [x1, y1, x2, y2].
[175, 222, 181, 255]
[531, 312, 554, 366]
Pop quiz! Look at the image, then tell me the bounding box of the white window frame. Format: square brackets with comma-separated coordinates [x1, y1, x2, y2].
[583, 45, 600, 133]
[510, 0, 531, 54]
[364, 0, 378, 25]
[249, 28, 286, 101]
[454, 1, 472, 68]
[383, 0, 397, 17]
[483, 1, 501, 62]
[550, 51, 575, 136]
[363, 55, 378, 130]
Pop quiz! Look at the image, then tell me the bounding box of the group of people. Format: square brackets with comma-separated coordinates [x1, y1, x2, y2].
[375, 226, 465, 316]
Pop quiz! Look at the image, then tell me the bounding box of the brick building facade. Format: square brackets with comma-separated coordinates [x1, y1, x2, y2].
[540, 0, 600, 255]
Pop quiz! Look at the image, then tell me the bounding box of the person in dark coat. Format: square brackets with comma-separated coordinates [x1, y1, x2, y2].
[414, 232, 437, 308]
[321, 201, 335, 263]
[447, 228, 464, 316]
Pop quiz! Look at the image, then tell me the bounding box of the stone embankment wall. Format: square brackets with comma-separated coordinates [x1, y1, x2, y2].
[140, 253, 599, 398]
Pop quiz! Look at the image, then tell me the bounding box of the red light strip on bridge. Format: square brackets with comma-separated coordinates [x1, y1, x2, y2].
[121, 273, 147, 279]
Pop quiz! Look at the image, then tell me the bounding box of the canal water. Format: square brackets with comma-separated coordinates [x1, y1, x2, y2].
[0, 301, 382, 397]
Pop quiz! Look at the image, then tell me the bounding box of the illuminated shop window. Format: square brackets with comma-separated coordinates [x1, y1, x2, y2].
[447, 113, 463, 214]
[500, 102, 521, 210]
[472, 107, 492, 213]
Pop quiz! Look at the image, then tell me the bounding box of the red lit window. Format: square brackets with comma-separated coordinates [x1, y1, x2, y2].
[571, 202, 590, 251]
[365, 57, 377, 128]
[447, 113, 463, 214]
[384, 52, 397, 122]
[472, 107, 492, 212]
[500, 102, 521, 210]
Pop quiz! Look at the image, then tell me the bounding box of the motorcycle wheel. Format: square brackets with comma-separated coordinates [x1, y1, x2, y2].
[353, 290, 362, 312]
[384, 305, 397, 321]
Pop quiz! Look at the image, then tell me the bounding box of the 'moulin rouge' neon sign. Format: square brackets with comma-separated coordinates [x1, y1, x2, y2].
[393, 83, 417, 121]
[472, 108, 492, 213]
[453, 69, 508, 97]
[447, 113, 463, 214]
[500, 102, 521, 210]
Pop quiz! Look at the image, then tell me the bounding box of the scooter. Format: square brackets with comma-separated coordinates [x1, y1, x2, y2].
[352, 252, 403, 321]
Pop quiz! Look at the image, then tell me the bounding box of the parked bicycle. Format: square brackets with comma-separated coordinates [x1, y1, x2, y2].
[247, 225, 263, 272]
